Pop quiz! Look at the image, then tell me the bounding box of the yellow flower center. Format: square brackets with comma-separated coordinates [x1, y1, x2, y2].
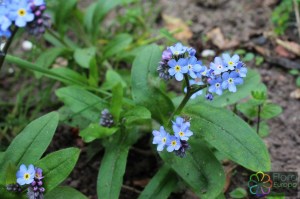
[174, 51, 179, 55]
[18, 9, 26, 17]
[175, 65, 181, 72]
[171, 140, 177, 146]
[228, 61, 234, 66]
[179, 131, 184, 136]
[162, 137, 166, 143]
[24, 173, 30, 180]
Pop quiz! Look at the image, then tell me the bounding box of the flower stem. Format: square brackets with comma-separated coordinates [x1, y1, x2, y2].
[0, 27, 18, 70]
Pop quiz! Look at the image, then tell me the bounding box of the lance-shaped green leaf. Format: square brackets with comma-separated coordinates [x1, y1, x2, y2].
[123, 106, 151, 126]
[56, 86, 108, 122]
[35, 148, 80, 192]
[103, 34, 133, 59]
[80, 124, 118, 142]
[138, 165, 177, 199]
[131, 44, 174, 123]
[0, 112, 59, 184]
[111, 83, 123, 122]
[45, 186, 88, 199]
[74, 47, 96, 69]
[184, 104, 271, 171]
[160, 140, 225, 199]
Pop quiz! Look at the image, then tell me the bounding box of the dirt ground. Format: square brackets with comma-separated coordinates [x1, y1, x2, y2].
[1, 0, 300, 198]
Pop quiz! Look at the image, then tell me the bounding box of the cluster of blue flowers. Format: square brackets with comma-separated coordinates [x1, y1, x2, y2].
[0, 0, 50, 37]
[6, 164, 45, 199]
[157, 43, 248, 100]
[152, 116, 193, 157]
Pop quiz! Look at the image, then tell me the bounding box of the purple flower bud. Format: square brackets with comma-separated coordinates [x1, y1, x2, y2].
[37, 180, 43, 186]
[39, 5, 46, 11]
[205, 93, 213, 101]
[33, 186, 38, 192]
[37, 19, 43, 24]
[35, 10, 41, 16]
[39, 187, 45, 192]
[162, 49, 172, 60]
[31, 181, 36, 186]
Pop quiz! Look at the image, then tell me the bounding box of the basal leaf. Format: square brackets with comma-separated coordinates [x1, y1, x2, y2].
[160, 140, 225, 199]
[184, 104, 271, 171]
[131, 44, 174, 123]
[45, 186, 88, 199]
[0, 112, 59, 185]
[35, 148, 80, 192]
[80, 124, 118, 143]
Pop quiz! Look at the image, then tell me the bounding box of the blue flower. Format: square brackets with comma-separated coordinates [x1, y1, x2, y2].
[222, 72, 243, 92]
[210, 57, 227, 75]
[186, 56, 203, 78]
[184, 74, 204, 99]
[152, 126, 169, 151]
[235, 62, 247, 77]
[168, 58, 188, 81]
[222, 53, 240, 70]
[16, 164, 35, 185]
[172, 117, 193, 141]
[187, 47, 196, 56]
[0, 8, 12, 31]
[208, 77, 223, 95]
[31, 0, 46, 6]
[0, 29, 11, 38]
[168, 42, 188, 56]
[166, 135, 181, 152]
[205, 93, 214, 101]
[8, 0, 34, 27]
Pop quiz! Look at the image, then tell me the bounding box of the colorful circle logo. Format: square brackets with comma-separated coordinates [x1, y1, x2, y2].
[248, 171, 273, 197]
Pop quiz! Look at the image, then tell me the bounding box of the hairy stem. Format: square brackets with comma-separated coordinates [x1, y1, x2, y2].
[256, 105, 261, 134]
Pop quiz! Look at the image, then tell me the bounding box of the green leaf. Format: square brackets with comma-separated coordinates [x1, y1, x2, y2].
[296, 76, 300, 87]
[256, 122, 270, 138]
[229, 187, 248, 198]
[5, 164, 17, 185]
[103, 34, 133, 59]
[97, 139, 129, 199]
[289, 69, 299, 75]
[234, 49, 246, 55]
[160, 140, 225, 199]
[35, 47, 68, 77]
[138, 165, 177, 199]
[131, 44, 174, 123]
[45, 186, 87, 199]
[255, 56, 264, 66]
[111, 83, 123, 122]
[237, 100, 260, 119]
[261, 103, 282, 119]
[123, 106, 151, 125]
[101, 69, 127, 90]
[74, 47, 96, 69]
[184, 104, 271, 171]
[244, 53, 255, 62]
[50, 67, 88, 85]
[0, 187, 26, 199]
[35, 148, 80, 192]
[80, 124, 118, 142]
[0, 112, 59, 185]
[54, 0, 77, 35]
[56, 86, 108, 122]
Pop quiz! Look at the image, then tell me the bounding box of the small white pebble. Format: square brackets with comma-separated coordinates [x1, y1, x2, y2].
[22, 40, 33, 51]
[8, 67, 14, 74]
[201, 49, 216, 57]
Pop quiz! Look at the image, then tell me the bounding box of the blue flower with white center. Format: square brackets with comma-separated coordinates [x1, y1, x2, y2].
[168, 58, 188, 81]
[166, 135, 181, 152]
[222, 53, 240, 70]
[235, 62, 247, 77]
[221, 72, 243, 92]
[186, 56, 204, 78]
[208, 77, 223, 95]
[172, 117, 193, 141]
[8, 0, 34, 27]
[210, 56, 227, 75]
[152, 126, 169, 151]
[168, 42, 188, 56]
[16, 164, 35, 185]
